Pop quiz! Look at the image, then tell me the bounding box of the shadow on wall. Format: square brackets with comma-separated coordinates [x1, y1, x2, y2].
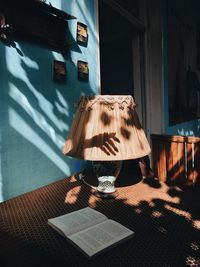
[0, 0, 98, 201]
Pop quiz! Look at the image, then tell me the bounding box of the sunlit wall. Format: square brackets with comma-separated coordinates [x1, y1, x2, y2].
[0, 0, 100, 202]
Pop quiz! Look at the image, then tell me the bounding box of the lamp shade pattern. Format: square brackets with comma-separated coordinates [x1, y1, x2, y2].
[63, 95, 151, 161]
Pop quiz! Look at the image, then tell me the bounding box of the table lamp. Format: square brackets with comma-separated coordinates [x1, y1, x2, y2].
[63, 95, 151, 199]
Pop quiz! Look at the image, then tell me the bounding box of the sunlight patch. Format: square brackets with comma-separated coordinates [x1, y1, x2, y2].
[164, 204, 192, 220]
[9, 107, 70, 175]
[190, 242, 199, 251]
[56, 90, 69, 109]
[151, 210, 164, 218]
[9, 84, 68, 148]
[21, 56, 39, 69]
[192, 220, 200, 230]
[135, 208, 142, 214]
[186, 256, 200, 266]
[65, 185, 81, 204]
[55, 101, 69, 117]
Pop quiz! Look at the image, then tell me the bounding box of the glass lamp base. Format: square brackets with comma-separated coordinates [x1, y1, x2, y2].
[94, 190, 118, 199]
[92, 161, 122, 199]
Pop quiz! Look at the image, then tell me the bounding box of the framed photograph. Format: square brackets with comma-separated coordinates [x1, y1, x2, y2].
[76, 22, 88, 46]
[53, 60, 67, 83]
[77, 60, 89, 81]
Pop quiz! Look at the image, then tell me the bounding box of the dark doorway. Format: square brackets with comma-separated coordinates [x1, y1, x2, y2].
[98, 1, 146, 180]
[98, 0, 140, 96]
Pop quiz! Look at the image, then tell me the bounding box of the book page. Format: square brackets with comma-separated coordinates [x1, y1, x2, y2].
[68, 219, 134, 257]
[48, 207, 107, 237]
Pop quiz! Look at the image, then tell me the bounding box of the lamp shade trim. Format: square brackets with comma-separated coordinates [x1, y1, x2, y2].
[77, 95, 137, 112]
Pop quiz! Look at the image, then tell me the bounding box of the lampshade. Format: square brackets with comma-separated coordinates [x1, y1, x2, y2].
[63, 95, 151, 161]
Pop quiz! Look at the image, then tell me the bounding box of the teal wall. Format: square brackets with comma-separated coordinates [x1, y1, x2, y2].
[163, 1, 200, 136]
[0, 0, 99, 202]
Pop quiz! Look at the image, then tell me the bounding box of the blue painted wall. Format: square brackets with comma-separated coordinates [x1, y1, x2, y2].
[163, 1, 200, 137]
[0, 0, 100, 202]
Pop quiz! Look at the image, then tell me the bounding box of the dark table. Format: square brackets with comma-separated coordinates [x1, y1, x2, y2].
[1, 173, 200, 267]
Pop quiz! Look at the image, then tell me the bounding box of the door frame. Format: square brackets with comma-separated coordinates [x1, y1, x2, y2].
[99, 0, 147, 130]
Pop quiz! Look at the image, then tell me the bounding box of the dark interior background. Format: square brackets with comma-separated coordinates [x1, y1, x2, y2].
[98, 0, 139, 96]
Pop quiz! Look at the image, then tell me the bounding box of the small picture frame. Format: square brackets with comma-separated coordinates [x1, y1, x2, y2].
[76, 22, 88, 46]
[53, 60, 67, 83]
[77, 60, 89, 81]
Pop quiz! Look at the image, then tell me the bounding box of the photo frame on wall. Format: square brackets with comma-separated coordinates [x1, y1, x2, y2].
[76, 22, 88, 46]
[77, 60, 89, 81]
[53, 60, 67, 83]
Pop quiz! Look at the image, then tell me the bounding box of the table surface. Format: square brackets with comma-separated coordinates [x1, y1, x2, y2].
[0, 173, 200, 267]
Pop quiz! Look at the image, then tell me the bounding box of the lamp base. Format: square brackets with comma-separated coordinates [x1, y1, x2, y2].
[92, 161, 122, 200]
[94, 190, 118, 199]
[75, 172, 119, 199]
[95, 175, 118, 199]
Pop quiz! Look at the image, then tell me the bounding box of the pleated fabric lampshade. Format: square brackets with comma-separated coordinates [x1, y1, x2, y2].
[63, 95, 151, 161]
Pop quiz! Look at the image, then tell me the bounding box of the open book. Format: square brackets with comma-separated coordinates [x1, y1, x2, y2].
[48, 207, 134, 258]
